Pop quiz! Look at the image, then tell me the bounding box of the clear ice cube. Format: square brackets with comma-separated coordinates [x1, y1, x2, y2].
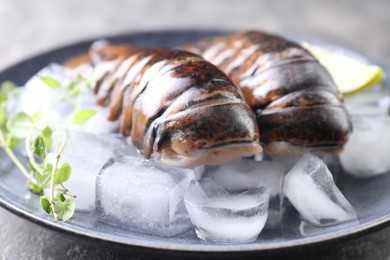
[339, 115, 390, 177]
[283, 154, 357, 226]
[203, 159, 285, 193]
[47, 132, 127, 211]
[44, 154, 102, 212]
[184, 178, 270, 243]
[203, 159, 286, 229]
[96, 156, 195, 237]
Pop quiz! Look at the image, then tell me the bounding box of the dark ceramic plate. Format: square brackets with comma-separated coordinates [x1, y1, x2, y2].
[0, 30, 389, 256]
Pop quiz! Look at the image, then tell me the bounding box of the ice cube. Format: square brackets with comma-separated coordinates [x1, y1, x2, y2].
[44, 153, 102, 212]
[96, 156, 195, 237]
[112, 142, 144, 159]
[203, 159, 285, 194]
[203, 159, 287, 229]
[47, 132, 127, 211]
[184, 178, 270, 243]
[344, 85, 389, 116]
[313, 152, 342, 177]
[298, 219, 359, 237]
[283, 154, 357, 226]
[339, 115, 390, 177]
[193, 165, 206, 180]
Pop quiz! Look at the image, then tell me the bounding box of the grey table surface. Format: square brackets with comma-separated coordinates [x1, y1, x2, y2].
[1, 0, 390, 259]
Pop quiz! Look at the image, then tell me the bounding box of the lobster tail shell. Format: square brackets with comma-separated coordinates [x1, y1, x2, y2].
[88, 44, 261, 167]
[184, 31, 352, 154]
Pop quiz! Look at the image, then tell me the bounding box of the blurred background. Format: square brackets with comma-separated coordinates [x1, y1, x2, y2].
[0, 0, 390, 259]
[1, 0, 390, 71]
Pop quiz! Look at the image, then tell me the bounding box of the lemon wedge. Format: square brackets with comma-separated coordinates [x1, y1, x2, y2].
[301, 42, 386, 95]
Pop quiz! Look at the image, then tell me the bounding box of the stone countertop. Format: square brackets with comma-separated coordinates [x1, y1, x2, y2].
[0, 0, 390, 259]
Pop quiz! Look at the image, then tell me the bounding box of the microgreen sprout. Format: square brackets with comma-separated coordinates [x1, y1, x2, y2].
[0, 70, 96, 221]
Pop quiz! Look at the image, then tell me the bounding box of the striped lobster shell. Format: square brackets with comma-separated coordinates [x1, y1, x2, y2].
[184, 31, 353, 155]
[70, 43, 261, 167]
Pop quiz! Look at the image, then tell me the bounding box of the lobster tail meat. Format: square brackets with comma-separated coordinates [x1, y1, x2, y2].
[82, 44, 261, 167]
[184, 31, 352, 154]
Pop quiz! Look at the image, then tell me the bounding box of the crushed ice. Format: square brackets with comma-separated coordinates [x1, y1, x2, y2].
[9, 64, 119, 134]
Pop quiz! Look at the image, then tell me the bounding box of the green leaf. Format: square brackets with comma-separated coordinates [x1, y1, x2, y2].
[26, 180, 43, 194]
[38, 76, 60, 88]
[32, 136, 46, 160]
[41, 126, 53, 150]
[72, 109, 96, 125]
[87, 75, 97, 89]
[54, 193, 66, 203]
[31, 111, 42, 123]
[5, 135, 17, 149]
[0, 81, 18, 102]
[35, 163, 52, 189]
[0, 81, 17, 92]
[6, 112, 32, 138]
[55, 198, 75, 221]
[40, 196, 52, 214]
[27, 163, 38, 173]
[66, 84, 81, 98]
[55, 162, 71, 185]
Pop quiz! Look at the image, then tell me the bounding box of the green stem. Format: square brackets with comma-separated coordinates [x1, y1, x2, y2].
[56, 186, 77, 199]
[0, 131, 36, 184]
[48, 96, 68, 112]
[32, 95, 71, 124]
[49, 129, 69, 220]
[25, 126, 43, 174]
[6, 146, 36, 184]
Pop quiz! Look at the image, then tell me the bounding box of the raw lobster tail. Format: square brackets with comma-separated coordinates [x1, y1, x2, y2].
[82, 43, 261, 167]
[184, 31, 352, 155]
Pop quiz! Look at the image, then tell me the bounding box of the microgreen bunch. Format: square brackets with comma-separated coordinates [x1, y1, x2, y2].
[0, 70, 96, 221]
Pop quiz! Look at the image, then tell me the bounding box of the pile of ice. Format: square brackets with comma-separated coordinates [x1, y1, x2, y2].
[38, 130, 359, 241]
[9, 65, 119, 134]
[40, 126, 357, 241]
[181, 154, 357, 243]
